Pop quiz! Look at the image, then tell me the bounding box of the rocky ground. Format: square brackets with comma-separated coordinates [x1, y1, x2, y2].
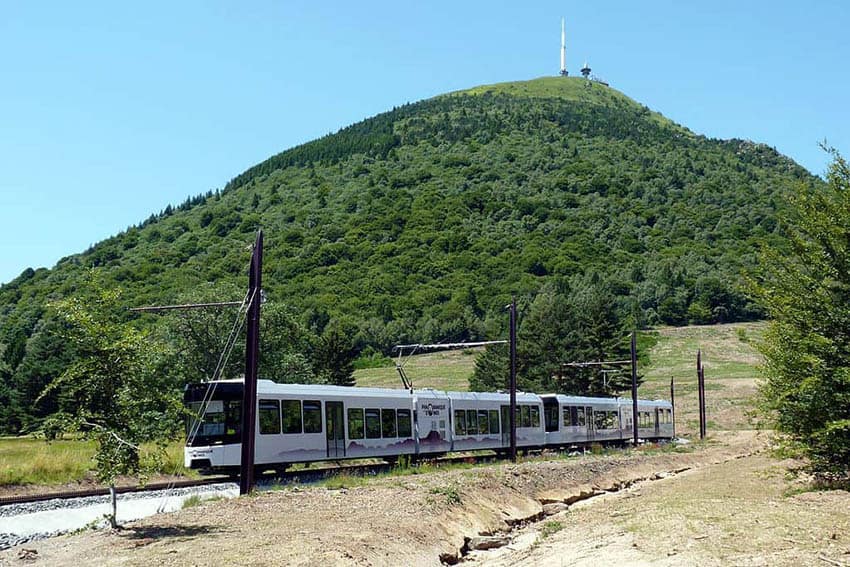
[4, 431, 844, 566]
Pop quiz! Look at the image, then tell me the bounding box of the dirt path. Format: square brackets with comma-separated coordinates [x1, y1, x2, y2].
[3, 431, 845, 566]
[467, 452, 850, 567]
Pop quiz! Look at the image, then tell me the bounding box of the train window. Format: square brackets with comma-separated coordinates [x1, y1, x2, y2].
[478, 410, 489, 435]
[259, 400, 281, 435]
[596, 411, 617, 430]
[467, 409, 478, 435]
[488, 410, 500, 434]
[397, 409, 412, 437]
[454, 410, 466, 435]
[562, 406, 570, 427]
[282, 400, 302, 434]
[545, 405, 559, 432]
[382, 409, 397, 438]
[530, 406, 540, 428]
[365, 409, 381, 439]
[303, 400, 322, 434]
[348, 408, 364, 439]
[520, 405, 531, 428]
[576, 407, 585, 427]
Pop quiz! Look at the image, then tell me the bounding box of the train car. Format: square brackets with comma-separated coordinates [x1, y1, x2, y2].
[185, 379, 671, 473]
[541, 394, 675, 446]
[634, 399, 674, 440]
[412, 389, 452, 455]
[185, 380, 419, 472]
[448, 391, 544, 452]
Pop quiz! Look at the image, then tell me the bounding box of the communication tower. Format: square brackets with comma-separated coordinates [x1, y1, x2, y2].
[559, 18, 568, 76]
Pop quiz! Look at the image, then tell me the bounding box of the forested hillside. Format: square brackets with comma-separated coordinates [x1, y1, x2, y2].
[0, 77, 820, 432]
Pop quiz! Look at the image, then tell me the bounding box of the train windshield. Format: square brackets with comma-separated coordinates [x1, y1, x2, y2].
[185, 398, 242, 446]
[184, 382, 243, 446]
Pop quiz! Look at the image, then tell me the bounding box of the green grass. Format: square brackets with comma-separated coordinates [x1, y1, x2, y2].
[317, 473, 369, 490]
[458, 77, 682, 131]
[0, 436, 95, 486]
[428, 483, 462, 505]
[0, 436, 192, 487]
[539, 520, 565, 539]
[181, 494, 223, 509]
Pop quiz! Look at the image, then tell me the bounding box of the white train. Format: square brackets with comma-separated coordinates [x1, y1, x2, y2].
[184, 379, 673, 473]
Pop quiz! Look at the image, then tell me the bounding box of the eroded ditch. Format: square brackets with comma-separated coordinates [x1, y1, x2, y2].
[439, 450, 761, 565]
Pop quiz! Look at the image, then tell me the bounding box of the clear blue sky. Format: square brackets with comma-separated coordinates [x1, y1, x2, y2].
[2, 1, 848, 284]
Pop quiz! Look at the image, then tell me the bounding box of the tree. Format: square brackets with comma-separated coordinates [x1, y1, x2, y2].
[312, 323, 357, 386]
[165, 284, 316, 384]
[39, 271, 183, 527]
[470, 280, 634, 396]
[752, 149, 850, 477]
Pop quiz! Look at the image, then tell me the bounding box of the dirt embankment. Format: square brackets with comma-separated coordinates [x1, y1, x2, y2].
[0, 432, 782, 566]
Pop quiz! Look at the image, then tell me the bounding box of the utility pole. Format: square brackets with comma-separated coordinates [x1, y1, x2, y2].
[509, 297, 517, 463]
[239, 230, 263, 495]
[697, 349, 705, 441]
[670, 376, 676, 439]
[630, 330, 639, 446]
[699, 363, 707, 439]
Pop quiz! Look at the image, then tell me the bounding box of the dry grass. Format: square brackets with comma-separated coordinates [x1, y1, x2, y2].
[353, 348, 481, 391]
[640, 322, 766, 435]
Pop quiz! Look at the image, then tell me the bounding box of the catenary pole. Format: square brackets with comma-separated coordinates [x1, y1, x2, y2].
[630, 331, 639, 445]
[697, 349, 705, 440]
[509, 297, 517, 463]
[699, 364, 707, 439]
[239, 230, 263, 495]
[670, 376, 676, 439]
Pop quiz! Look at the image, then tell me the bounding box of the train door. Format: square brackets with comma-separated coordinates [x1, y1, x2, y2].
[654, 408, 660, 438]
[585, 406, 594, 441]
[500, 405, 510, 446]
[543, 399, 559, 433]
[325, 401, 345, 459]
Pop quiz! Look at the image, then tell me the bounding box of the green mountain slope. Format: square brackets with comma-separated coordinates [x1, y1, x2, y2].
[0, 77, 819, 430]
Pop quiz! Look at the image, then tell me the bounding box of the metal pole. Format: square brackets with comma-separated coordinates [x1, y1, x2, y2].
[509, 297, 517, 463]
[697, 349, 704, 441]
[699, 365, 707, 439]
[240, 230, 263, 495]
[630, 330, 639, 446]
[670, 376, 676, 439]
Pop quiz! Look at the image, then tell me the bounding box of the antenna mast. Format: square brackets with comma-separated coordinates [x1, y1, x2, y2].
[560, 17, 568, 76]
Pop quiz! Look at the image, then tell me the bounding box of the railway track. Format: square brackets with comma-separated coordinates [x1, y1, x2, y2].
[0, 453, 501, 508]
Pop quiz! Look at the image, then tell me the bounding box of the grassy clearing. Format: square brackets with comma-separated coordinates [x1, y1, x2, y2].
[0, 436, 191, 487]
[0, 437, 95, 486]
[640, 322, 766, 434]
[353, 348, 480, 391]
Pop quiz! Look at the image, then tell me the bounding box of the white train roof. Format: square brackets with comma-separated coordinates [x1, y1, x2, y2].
[539, 393, 672, 408]
[255, 380, 415, 399]
[211, 379, 668, 407]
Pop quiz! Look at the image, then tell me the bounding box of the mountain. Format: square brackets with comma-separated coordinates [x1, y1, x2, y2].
[0, 77, 820, 429]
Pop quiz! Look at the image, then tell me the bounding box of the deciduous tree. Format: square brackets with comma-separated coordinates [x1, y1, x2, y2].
[753, 149, 850, 477]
